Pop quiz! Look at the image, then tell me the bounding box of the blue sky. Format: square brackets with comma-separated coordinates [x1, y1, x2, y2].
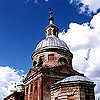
[0, 0, 93, 73]
[0, 0, 100, 99]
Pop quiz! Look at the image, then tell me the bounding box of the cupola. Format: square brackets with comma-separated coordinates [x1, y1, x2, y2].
[32, 9, 73, 68]
[45, 8, 59, 38]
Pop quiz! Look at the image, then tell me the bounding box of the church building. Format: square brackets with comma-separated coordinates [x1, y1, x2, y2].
[24, 10, 95, 100]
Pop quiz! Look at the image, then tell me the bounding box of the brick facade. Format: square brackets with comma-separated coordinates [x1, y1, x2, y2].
[24, 12, 96, 100]
[51, 83, 95, 100]
[4, 11, 96, 100]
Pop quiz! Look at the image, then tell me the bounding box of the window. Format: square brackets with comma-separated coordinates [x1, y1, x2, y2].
[48, 54, 54, 60]
[58, 57, 67, 63]
[26, 87, 28, 94]
[33, 61, 37, 66]
[37, 56, 43, 67]
[68, 58, 72, 65]
[68, 95, 74, 100]
[55, 97, 58, 100]
[35, 81, 38, 91]
[30, 84, 33, 92]
[53, 29, 57, 36]
[86, 95, 90, 100]
[48, 29, 52, 36]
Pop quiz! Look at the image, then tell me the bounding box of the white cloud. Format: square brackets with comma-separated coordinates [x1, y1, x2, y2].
[24, 0, 100, 14]
[59, 12, 100, 99]
[0, 66, 24, 100]
[69, 0, 100, 14]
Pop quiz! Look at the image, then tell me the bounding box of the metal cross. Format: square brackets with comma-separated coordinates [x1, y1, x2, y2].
[49, 7, 53, 16]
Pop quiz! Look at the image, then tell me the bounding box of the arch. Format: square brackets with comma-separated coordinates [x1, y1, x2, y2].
[48, 28, 52, 36]
[26, 86, 28, 94]
[58, 57, 67, 64]
[33, 61, 37, 66]
[48, 54, 54, 60]
[35, 81, 38, 91]
[55, 97, 58, 100]
[30, 84, 33, 92]
[53, 28, 57, 36]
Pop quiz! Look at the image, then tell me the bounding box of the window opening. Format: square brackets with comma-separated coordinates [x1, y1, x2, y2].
[30, 84, 33, 92]
[26, 87, 28, 94]
[86, 95, 90, 100]
[48, 54, 54, 60]
[35, 81, 38, 91]
[48, 29, 52, 36]
[68, 95, 74, 100]
[55, 97, 58, 100]
[58, 57, 67, 63]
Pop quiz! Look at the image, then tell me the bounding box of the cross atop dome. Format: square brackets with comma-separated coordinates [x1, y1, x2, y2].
[49, 7, 53, 17]
[49, 7, 54, 25]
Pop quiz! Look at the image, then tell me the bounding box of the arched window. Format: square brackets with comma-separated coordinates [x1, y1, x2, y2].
[55, 97, 58, 100]
[26, 86, 28, 94]
[30, 84, 33, 92]
[33, 61, 37, 66]
[86, 95, 90, 100]
[53, 29, 57, 36]
[37, 56, 43, 67]
[35, 81, 38, 91]
[48, 54, 54, 60]
[48, 29, 52, 36]
[68, 58, 72, 66]
[68, 95, 74, 100]
[58, 57, 67, 63]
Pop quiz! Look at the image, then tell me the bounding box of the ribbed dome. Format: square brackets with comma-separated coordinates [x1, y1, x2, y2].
[35, 36, 69, 51]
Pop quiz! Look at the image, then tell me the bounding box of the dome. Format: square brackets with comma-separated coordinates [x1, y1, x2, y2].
[55, 75, 93, 85]
[35, 36, 69, 51]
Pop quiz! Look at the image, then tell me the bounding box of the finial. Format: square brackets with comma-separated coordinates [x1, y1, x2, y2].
[49, 7, 53, 17]
[49, 7, 54, 24]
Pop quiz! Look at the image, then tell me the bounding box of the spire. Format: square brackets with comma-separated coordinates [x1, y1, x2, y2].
[45, 8, 59, 38]
[49, 7, 54, 25]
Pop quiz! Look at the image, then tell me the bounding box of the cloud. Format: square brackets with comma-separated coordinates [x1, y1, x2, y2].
[0, 66, 24, 100]
[24, 0, 100, 14]
[59, 12, 100, 99]
[69, 0, 100, 14]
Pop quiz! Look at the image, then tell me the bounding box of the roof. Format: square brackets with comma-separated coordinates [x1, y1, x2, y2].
[35, 36, 69, 51]
[4, 91, 24, 100]
[55, 75, 93, 85]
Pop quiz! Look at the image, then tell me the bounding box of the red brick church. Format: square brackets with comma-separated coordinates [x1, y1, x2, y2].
[24, 10, 95, 100]
[4, 10, 95, 100]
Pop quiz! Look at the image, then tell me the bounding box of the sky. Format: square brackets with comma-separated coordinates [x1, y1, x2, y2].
[0, 0, 100, 99]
